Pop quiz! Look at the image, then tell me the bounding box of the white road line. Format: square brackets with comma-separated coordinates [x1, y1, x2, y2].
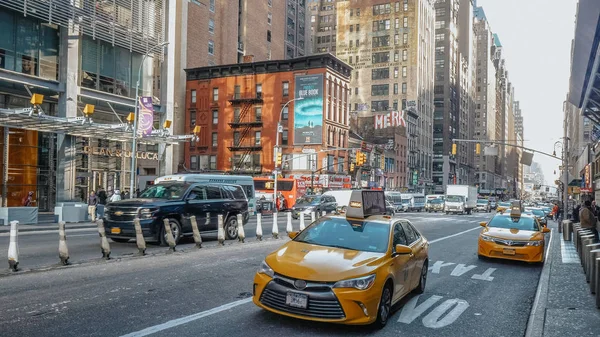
[0, 228, 96, 237]
[119, 298, 253, 337]
[429, 227, 481, 244]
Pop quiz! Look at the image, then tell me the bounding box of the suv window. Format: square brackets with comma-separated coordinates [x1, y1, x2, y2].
[393, 222, 408, 246]
[222, 185, 246, 200]
[187, 187, 206, 200]
[206, 186, 222, 200]
[401, 221, 418, 244]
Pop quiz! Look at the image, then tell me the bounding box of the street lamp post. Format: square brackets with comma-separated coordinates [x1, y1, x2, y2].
[129, 42, 169, 196]
[274, 97, 303, 211]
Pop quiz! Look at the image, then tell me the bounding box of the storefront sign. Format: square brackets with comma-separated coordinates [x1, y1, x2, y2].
[361, 141, 374, 153]
[83, 146, 159, 160]
[585, 164, 591, 189]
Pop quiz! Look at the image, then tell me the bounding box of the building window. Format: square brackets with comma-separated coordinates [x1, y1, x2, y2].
[234, 85, 241, 99]
[372, 51, 390, 63]
[212, 133, 218, 147]
[256, 83, 262, 98]
[355, 87, 359, 95]
[282, 82, 289, 96]
[357, 8, 360, 16]
[356, 24, 360, 32]
[394, 83, 399, 95]
[267, 30, 271, 42]
[255, 131, 261, 145]
[403, 49, 408, 61]
[371, 100, 389, 112]
[191, 89, 196, 103]
[403, 17, 408, 28]
[190, 156, 198, 170]
[268, 13, 272, 25]
[209, 0, 215, 12]
[372, 68, 390, 80]
[402, 82, 407, 94]
[212, 88, 218, 101]
[356, 39, 360, 47]
[212, 110, 218, 124]
[394, 34, 399, 45]
[403, 33, 408, 45]
[282, 106, 289, 119]
[210, 155, 217, 170]
[255, 107, 262, 121]
[282, 130, 288, 145]
[394, 50, 399, 62]
[234, 108, 241, 122]
[371, 84, 389, 96]
[208, 40, 214, 54]
[404, 0, 408, 11]
[350, 25, 353, 33]
[394, 67, 399, 78]
[402, 66, 407, 77]
[190, 112, 196, 126]
[209, 19, 215, 34]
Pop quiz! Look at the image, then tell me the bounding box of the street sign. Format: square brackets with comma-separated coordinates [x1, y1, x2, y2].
[302, 148, 316, 154]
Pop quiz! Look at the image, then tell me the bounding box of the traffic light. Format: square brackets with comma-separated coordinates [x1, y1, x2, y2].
[356, 151, 364, 166]
[275, 149, 282, 167]
[380, 155, 385, 169]
[452, 143, 457, 155]
[350, 162, 355, 172]
[475, 143, 481, 155]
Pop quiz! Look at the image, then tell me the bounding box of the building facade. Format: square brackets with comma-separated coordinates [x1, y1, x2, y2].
[335, 0, 435, 193]
[0, 0, 185, 210]
[184, 54, 351, 187]
[308, 0, 338, 55]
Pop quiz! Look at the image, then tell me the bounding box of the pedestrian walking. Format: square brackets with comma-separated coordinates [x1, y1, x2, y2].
[579, 200, 598, 241]
[88, 191, 98, 222]
[123, 190, 130, 200]
[109, 190, 122, 203]
[21, 191, 34, 207]
[97, 186, 107, 205]
[552, 203, 559, 221]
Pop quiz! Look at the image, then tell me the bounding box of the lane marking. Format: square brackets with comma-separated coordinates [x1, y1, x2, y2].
[525, 229, 554, 337]
[429, 227, 480, 244]
[119, 298, 252, 337]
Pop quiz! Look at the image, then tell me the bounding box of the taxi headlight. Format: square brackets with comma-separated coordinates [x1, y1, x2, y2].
[480, 234, 494, 242]
[333, 274, 376, 290]
[257, 260, 274, 278]
[527, 240, 543, 246]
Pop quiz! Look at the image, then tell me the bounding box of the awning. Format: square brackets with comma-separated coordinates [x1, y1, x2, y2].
[568, 178, 582, 187]
[0, 108, 191, 145]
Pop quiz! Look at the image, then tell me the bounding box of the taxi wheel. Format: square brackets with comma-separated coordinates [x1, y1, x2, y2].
[414, 260, 428, 294]
[374, 284, 393, 329]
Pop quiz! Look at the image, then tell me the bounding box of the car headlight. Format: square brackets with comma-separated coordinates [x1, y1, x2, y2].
[139, 208, 157, 219]
[257, 260, 274, 278]
[104, 206, 111, 213]
[527, 240, 543, 246]
[333, 274, 376, 290]
[480, 234, 495, 242]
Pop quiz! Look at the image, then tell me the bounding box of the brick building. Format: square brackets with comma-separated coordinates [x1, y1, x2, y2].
[184, 54, 352, 181]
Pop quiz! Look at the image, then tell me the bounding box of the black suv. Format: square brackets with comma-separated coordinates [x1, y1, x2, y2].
[103, 182, 249, 245]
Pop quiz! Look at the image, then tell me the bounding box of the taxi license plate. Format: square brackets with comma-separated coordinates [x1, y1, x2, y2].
[503, 248, 516, 255]
[286, 292, 307, 309]
[111, 228, 121, 234]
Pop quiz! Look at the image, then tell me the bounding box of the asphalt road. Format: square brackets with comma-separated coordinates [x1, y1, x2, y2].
[0, 212, 549, 337]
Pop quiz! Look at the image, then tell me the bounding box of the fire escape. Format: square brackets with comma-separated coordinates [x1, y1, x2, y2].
[227, 92, 263, 174]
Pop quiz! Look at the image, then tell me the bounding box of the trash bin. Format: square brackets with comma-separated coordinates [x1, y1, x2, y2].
[562, 220, 573, 241]
[580, 236, 596, 265]
[590, 250, 600, 294]
[585, 243, 600, 281]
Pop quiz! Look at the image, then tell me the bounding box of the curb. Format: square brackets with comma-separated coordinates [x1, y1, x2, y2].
[524, 224, 556, 337]
[0, 224, 97, 233]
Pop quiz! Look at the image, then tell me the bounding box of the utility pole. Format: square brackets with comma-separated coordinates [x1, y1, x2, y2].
[563, 103, 569, 219]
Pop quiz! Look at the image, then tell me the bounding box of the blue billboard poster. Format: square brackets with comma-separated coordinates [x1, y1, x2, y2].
[294, 74, 323, 145]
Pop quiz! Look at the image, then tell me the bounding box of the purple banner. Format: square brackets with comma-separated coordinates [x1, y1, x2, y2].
[138, 96, 154, 137]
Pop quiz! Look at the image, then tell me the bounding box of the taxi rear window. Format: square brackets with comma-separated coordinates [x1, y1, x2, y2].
[488, 215, 539, 231]
[294, 217, 390, 253]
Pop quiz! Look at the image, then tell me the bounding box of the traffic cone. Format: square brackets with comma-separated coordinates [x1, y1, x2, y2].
[256, 213, 263, 241]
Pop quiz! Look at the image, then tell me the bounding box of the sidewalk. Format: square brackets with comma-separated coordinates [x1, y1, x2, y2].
[526, 219, 600, 337]
[0, 222, 97, 233]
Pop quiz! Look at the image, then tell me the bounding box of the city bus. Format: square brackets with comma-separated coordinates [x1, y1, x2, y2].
[253, 177, 306, 210]
[155, 174, 256, 214]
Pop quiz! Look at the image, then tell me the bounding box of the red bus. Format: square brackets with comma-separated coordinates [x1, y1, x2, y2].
[253, 177, 306, 210]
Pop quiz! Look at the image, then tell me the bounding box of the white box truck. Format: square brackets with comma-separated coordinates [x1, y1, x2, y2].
[445, 185, 478, 215]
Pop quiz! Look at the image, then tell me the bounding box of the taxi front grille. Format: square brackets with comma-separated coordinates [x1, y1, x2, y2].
[260, 288, 345, 319]
[492, 239, 528, 247]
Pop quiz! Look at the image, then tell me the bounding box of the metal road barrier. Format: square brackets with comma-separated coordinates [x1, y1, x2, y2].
[562, 220, 573, 241]
[58, 221, 70, 265]
[190, 215, 202, 249]
[585, 242, 600, 282]
[590, 250, 600, 294]
[579, 235, 595, 262]
[272, 213, 279, 239]
[7, 220, 19, 272]
[237, 214, 245, 243]
[134, 218, 147, 256]
[256, 213, 263, 241]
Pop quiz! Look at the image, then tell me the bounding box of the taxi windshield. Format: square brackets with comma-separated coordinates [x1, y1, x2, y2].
[294, 217, 390, 253]
[488, 215, 539, 231]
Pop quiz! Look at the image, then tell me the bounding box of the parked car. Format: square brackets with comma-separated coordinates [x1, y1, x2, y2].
[291, 195, 337, 219]
[322, 189, 353, 212]
[103, 182, 249, 245]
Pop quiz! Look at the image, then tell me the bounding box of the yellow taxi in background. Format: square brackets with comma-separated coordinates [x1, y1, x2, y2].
[253, 190, 429, 328]
[478, 205, 550, 263]
[495, 201, 512, 213]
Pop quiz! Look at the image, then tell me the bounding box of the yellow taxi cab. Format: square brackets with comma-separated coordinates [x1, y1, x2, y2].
[252, 190, 429, 328]
[478, 203, 550, 263]
[495, 201, 512, 213]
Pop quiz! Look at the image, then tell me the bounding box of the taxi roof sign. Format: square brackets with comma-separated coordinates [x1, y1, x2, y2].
[346, 190, 387, 219]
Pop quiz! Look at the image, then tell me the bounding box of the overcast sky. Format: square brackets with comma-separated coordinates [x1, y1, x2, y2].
[475, 0, 578, 184]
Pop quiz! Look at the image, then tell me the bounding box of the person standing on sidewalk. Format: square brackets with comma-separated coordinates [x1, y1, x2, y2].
[579, 200, 598, 240]
[88, 191, 98, 222]
[97, 187, 107, 205]
[573, 202, 581, 223]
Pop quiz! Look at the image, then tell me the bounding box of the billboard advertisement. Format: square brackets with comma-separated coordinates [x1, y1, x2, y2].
[294, 74, 323, 145]
[138, 96, 154, 137]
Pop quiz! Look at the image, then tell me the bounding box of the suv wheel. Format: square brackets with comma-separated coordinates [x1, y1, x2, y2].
[160, 218, 181, 246]
[224, 215, 239, 240]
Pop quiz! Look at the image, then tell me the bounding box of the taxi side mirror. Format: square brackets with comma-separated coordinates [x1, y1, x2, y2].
[288, 231, 299, 239]
[542, 227, 551, 233]
[394, 244, 413, 255]
[479, 221, 487, 227]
